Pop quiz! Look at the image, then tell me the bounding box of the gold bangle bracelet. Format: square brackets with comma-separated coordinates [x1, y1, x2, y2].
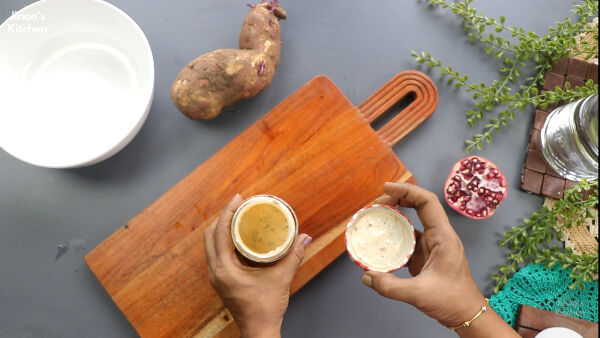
[447, 298, 489, 331]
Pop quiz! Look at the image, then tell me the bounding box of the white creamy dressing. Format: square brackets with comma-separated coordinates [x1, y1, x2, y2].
[349, 208, 412, 270]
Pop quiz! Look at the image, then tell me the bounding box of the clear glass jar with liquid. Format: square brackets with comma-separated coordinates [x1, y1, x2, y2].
[541, 94, 598, 181]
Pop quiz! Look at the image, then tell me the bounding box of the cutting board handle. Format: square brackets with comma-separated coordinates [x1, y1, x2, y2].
[357, 70, 438, 147]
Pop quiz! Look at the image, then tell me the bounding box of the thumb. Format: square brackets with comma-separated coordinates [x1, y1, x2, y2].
[279, 233, 311, 275]
[362, 271, 417, 304]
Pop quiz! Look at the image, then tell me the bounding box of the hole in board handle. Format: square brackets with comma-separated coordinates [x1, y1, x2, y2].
[369, 92, 416, 132]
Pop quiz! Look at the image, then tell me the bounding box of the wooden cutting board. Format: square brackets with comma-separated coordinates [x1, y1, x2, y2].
[515, 305, 598, 338]
[84, 71, 438, 337]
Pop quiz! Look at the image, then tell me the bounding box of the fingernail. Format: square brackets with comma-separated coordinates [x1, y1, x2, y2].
[230, 194, 242, 203]
[362, 274, 372, 287]
[303, 236, 312, 247]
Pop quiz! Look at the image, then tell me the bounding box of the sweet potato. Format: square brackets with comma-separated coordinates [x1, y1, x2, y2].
[171, 1, 287, 120]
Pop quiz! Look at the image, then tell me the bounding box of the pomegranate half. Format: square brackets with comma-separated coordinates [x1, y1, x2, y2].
[444, 156, 508, 220]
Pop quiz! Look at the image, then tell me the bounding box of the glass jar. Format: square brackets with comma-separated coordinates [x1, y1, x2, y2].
[230, 195, 298, 263]
[541, 94, 598, 181]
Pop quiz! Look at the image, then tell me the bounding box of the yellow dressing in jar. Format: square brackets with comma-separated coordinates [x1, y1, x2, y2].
[231, 195, 298, 263]
[238, 203, 289, 254]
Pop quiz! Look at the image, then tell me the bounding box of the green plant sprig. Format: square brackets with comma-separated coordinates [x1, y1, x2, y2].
[532, 79, 599, 110]
[468, 79, 598, 151]
[493, 179, 599, 293]
[413, 0, 599, 152]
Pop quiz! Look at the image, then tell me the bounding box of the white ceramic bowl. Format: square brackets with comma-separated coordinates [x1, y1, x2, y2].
[0, 0, 154, 168]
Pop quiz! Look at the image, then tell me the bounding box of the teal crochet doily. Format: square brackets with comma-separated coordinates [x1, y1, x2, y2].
[489, 264, 598, 327]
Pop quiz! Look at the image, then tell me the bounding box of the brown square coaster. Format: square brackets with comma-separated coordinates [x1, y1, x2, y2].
[525, 149, 547, 173]
[565, 75, 585, 88]
[545, 162, 562, 178]
[587, 63, 598, 84]
[515, 305, 598, 338]
[551, 57, 570, 75]
[530, 129, 542, 151]
[520, 57, 598, 199]
[567, 58, 590, 79]
[521, 169, 544, 194]
[565, 180, 579, 190]
[543, 71, 565, 90]
[533, 110, 549, 130]
[542, 175, 566, 199]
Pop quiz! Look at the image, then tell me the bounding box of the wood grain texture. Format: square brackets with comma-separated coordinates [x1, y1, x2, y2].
[85, 72, 437, 337]
[358, 71, 438, 146]
[515, 305, 598, 338]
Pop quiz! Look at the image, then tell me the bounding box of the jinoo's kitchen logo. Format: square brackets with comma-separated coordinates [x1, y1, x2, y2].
[6, 10, 48, 34]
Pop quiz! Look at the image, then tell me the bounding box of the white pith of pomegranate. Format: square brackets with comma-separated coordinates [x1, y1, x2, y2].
[444, 156, 508, 220]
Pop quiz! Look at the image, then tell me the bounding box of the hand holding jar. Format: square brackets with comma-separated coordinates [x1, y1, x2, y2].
[205, 184, 519, 337]
[360, 183, 519, 337]
[203, 194, 312, 338]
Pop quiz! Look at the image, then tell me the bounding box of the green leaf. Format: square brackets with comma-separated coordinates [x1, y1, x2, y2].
[418, 0, 599, 154]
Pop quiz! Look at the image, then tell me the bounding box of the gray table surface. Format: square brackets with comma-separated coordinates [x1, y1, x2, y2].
[0, 0, 578, 337]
